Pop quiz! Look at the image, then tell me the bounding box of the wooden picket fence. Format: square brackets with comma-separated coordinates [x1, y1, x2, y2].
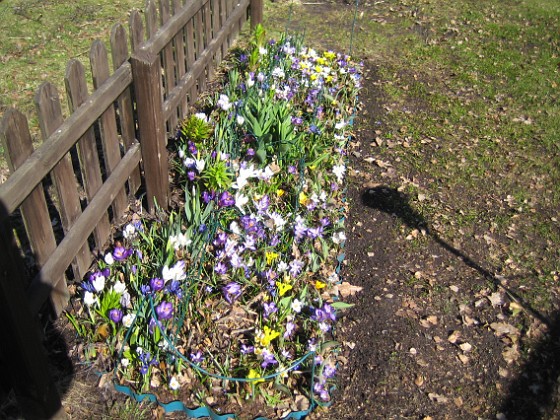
[0, 0, 262, 417]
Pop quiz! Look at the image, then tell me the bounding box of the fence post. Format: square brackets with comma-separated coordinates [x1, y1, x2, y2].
[0, 204, 65, 419]
[131, 49, 169, 213]
[250, 0, 263, 29]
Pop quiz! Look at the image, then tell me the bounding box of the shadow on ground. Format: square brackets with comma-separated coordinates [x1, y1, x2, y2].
[361, 185, 560, 419]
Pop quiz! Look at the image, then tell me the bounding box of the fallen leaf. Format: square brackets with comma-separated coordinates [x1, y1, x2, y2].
[336, 282, 363, 297]
[428, 393, 449, 404]
[458, 354, 469, 364]
[454, 396, 463, 407]
[98, 372, 112, 389]
[448, 330, 461, 344]
[449, 285, 459, 293]
[488, 292, 504, 307]
[459, 342, 473, 352]
[415, 375, 425, 387]
[490, 322, 520, 337]
[502, 344, 520, 364]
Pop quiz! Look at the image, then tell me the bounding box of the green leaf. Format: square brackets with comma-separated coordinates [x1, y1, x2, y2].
[330, 301, 354, 310]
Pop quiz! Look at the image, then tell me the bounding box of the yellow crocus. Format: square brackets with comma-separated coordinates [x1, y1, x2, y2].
[276, 281, 293, 297]
[247, 369, 264, 384]
[266, 251, 279, 265]
[258, 326, 280, 346]
[299, 191, 308, 205]
[314, 280, 327, 290]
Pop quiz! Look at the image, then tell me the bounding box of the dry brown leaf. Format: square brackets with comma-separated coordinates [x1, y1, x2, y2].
[448, 330, 461, 344]
[98, 372, 112, 389]
[502, 344, 520, 364]
[415, 375, 425, 387]
[336, 281, 363, 297]
[454, 396, 464, 407]
[428, 393, 449, 404]
[458, 354, 469, 364]
[488, 292, 504, 307]
[459, 342, 473, 352]
[490, 322, 520, 337]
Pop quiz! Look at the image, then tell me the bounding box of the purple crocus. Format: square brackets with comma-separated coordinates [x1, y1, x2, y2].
[214, 261, 228, 275]
[113, 246, 133, 261]
[218, 191, 235, 207]
[240, 344, 254, 354]
[284, 321, 296, 339]
[190, 350, 204, 364]
[222, 282, 242, 303]
[109, 308, 123, 323]
[156, 301, 174, 320]
[263, 302, 278, 318]
[261, 349, 278, 369]
[150, 277, 165, 293]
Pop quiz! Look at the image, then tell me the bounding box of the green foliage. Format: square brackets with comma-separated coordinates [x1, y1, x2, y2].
[179, 115, 213, 143]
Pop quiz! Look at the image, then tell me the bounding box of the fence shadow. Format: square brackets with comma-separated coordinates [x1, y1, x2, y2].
[360, 185, 559, 418]
[0, 200, 74, 419]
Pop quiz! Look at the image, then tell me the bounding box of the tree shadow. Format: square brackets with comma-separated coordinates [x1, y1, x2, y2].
[0, 200, 74, 419]
[361, 185, 560, 418]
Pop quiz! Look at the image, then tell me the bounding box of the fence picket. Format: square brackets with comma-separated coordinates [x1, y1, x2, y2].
[195, 7, 206, 92]
[159, 0, 178, 130]
[185, 17, 197, 102]
[203, 0, 214, 80]
[111, 23, 142, 194]
[0, 109, 68, 314]
[130, 9, 145, 52]
[90, 40, 128, 222]
[172, 0, 188, 115]
[145, 0, 159, 39]
[65, 60, 111, 251]
[35, 83, 92, 281]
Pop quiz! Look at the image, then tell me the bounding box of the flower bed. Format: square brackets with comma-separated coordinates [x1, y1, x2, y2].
[67, 26, 362, 419]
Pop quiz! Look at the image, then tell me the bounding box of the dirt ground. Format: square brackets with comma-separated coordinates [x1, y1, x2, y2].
[311, 62, 560, 420]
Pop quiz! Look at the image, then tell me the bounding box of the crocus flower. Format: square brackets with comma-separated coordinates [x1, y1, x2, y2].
[222, 282, 242, 303]
[218, 191, 235, 207]
[150, 277, 165, 292]
[113, 246, 132, 261]
[169, 376, 180, 391]
[90, 272, 105, 293]
[156, 301, 174, 320]
[109, 308, 123, 323]
[122, 313, 136, 328]
[83, 291, 98, 306]
[263, 302, 278, 318]
[261, 349, 278, 369]
[190, 350, 204, 364]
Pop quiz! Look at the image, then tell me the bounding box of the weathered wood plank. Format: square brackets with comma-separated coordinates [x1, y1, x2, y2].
[0, 63, 133, 220]
[211, 0, 222, 65]
[172, 0, 188, 117]
[1, 109, 58, 271]
[129, 9, 145, 52]
[203, 0, 214, 80]
[65, 59, 111, 251]
[185, 16, 197, 103]
[163, 0, 250, 120]
[145, 0, 159, 39]
[0, 205, 64, 419]
[90, 40, 128, 222]
[27, 144, 142, 316]
[0, 109, 69, 315]
[35, 83, 92, 283]
[250, 0, 263, 29]
[131, 50, 169, 213]
[140, 0, 204, 56]
[111, 23, 142, 194]
[195, 8, 206, 92]
[159, 0, 178, 130]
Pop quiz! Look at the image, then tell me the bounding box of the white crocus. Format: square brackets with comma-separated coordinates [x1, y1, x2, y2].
[104, 252, 114, 265]
[194, 159, 205, 173]
[332, 231, 347, 245]
[91, 275, 105, 293]
[291, 298, 304, 313]
[235, 192, 249, 213]
[112, 281, 126, 294]
[332, 164, 346, 182]
[122, 313, 136, 328]
[236, 115, 245, 126]
[83, 291, 98, 306]
[169, 376, 180, 391]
